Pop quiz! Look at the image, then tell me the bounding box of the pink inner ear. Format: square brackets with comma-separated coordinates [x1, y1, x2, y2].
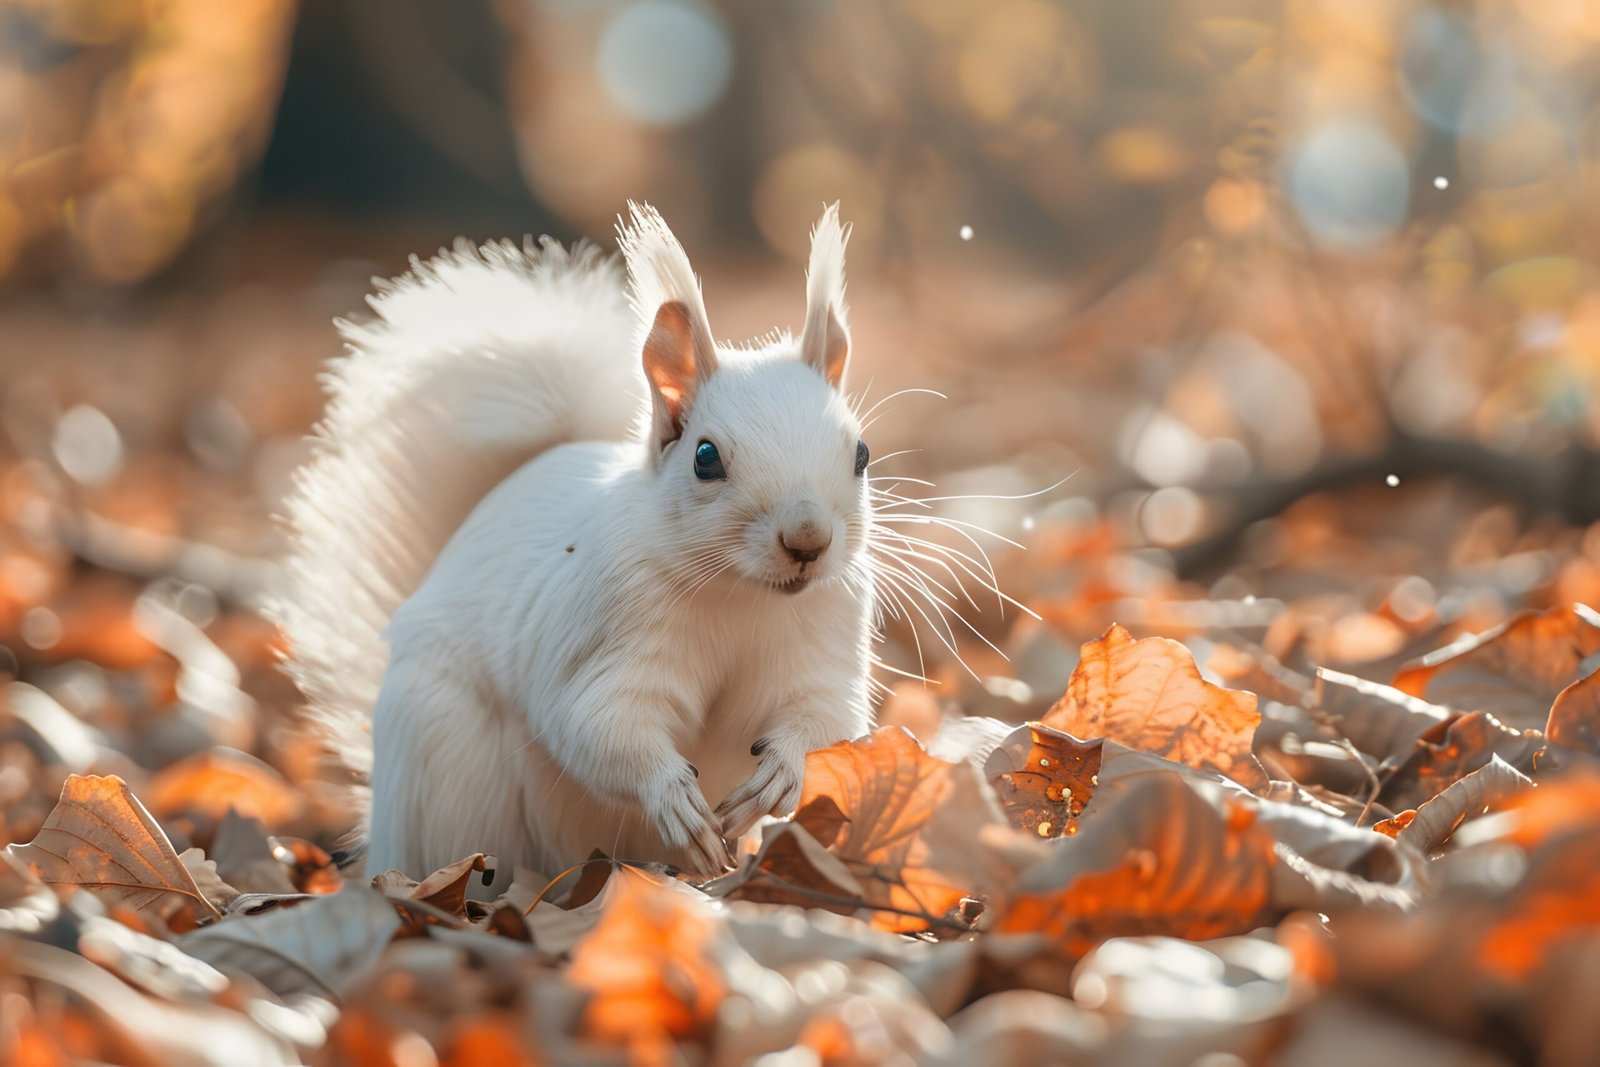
[658, 384, 685, 438]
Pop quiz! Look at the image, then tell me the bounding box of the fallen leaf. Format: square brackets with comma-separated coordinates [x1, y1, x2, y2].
[567, 874, 724, 1059]
[1, 937, 299, 1067]
[1313, 669, 1451, 762]
[793, 727, 1007, 933]
[1393, 604, 1600, 729]
[179, 885, 400, 1000]
[983, 722, 1103, 838]
[931, 990, 1106, 1067]
[1069, 935, 1303, 1057]
[1547, 670, 1600, 757]
[3, 774, 221, 921]
[708, 819, 865, 914]
[1397, 756, 1532, 854]
[207, 811, 298, 895]
[993, 773, 1277, 968]
[145, 748, 303, 829]
[1042, 624, 1264, 787]
[373, 853, 492, 917]
[1382, 711, 1542, 810]
[179, 846, 241, 912]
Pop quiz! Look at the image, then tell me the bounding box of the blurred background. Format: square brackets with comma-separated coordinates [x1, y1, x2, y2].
[4, 0, 1600, 830]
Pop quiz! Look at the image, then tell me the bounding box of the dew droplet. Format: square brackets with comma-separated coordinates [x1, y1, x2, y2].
[1386, 474, 1400, 487]
[958, 224, 974, 241]
[1037, 821, 1052, 837]
[1038, 757, 1051, 768]
[1433, 176, 1449, 190]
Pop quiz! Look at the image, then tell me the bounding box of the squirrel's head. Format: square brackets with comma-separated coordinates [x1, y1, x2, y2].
[619, 202, 868, 595]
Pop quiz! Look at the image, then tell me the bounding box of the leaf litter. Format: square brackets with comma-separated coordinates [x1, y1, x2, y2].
[6, 299, 1600, 1066]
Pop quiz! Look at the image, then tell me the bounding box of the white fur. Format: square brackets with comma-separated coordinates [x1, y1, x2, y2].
[277, 206, 874, 886]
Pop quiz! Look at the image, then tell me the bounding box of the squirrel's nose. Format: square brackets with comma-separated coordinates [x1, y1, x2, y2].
[780, 520, 832, 564]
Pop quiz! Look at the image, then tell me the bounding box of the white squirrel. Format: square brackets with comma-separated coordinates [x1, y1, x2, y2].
[274, 202, 896, 884]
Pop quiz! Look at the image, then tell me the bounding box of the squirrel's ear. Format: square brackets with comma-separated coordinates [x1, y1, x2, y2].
[799, 202, 851, 390]
[618, 202, 719, 448]
[641, 301, 710, 446]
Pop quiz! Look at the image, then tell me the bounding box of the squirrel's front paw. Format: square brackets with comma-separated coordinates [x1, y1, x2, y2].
[716, 740, 805, 840]
[644, 761, 731, 876]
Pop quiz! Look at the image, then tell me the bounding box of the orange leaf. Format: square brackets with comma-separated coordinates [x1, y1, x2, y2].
[994, 773, 1276, 962]
[1393, 603, 1600, 729]
[568, 875, 723, 1058]
[1548, 670, 1600, 757]
[145, 748, 303, 829]
[984, 722, 1103, 839]
[1042, 624, 1263, 787]
[795, 727, 1004, 933]
[3, 774, 220, 921]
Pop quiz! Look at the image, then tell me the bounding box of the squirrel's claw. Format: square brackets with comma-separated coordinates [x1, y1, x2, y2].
[647, 761, 733, 875]
[717, 746, 804, 840]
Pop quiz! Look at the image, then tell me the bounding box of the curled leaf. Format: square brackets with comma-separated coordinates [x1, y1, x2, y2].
[1397, 756, 1532, 854]
[1382, 711, 1541, 811]
[1547, 670, 1600, 757]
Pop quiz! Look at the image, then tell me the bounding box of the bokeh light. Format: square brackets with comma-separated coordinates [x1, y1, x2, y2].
[596, 1, 732, 127]
[1287, 119, 1411, 250]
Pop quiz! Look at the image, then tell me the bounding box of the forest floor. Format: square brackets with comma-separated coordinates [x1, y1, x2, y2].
[2, 221, 1598, 1066]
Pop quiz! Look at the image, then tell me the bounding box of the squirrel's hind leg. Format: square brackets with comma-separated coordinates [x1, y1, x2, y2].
[365, 656, 534, 890]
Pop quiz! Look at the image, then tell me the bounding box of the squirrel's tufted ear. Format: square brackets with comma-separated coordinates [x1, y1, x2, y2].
[799, 203, 851, 390]
[618, 201, 719, 448]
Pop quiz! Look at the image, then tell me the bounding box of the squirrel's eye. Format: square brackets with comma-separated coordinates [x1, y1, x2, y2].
[854, 439, 869, 477]
[694, 440, 726, 481]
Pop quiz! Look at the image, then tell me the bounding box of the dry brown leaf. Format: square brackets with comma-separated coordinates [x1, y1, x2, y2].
[709, 819, 865, 915]
[179, 846, 241, 912]
[1382, 711, 1542, 811]
[1395, 756, 1531, 854]
[1313, 669, 1452, 763]
[3, 773, 221, 921]
[794, 727, 1006, 933]
[1393, 604, 1600, 729]
[993, 773, 1277, 967]
[179, 885, 400, 1000]
[1042, 624, 1264, 788]
[145, 748, 303, 829]
[983, 722, 1103, 839]
[1548, 670, 1600, 757]
[207, 810, 298, 895]
[373, 853, 492, 918]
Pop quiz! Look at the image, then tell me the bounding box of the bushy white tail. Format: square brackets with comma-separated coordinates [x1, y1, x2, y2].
[271, 236, 642, 822]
